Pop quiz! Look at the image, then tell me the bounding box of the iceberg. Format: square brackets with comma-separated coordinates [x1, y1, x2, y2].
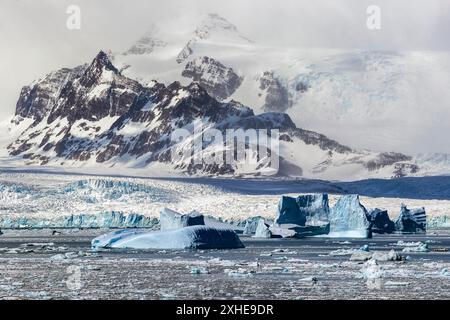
[91, 225, 244, 250]
[329, 195, 370, 237]
[276, 196, 306, 226]
[296, 194, 330, 224]
[394, 204, 426, 233]
[253, 219, 271, 238]
[159, 208, 205, 230]
[367, 208, 395, 234]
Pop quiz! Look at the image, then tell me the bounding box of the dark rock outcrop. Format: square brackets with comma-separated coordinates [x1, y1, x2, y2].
[259, 71, 291, 112]
[182, 56, 243, 100]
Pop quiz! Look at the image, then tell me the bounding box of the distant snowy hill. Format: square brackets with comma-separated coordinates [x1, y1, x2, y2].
[1, 13, 449, 180]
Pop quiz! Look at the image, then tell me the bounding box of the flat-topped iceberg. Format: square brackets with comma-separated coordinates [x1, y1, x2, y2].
[91, 225, 244, 250]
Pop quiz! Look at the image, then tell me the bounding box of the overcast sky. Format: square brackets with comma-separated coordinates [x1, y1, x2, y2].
[1, 0, 449, 124]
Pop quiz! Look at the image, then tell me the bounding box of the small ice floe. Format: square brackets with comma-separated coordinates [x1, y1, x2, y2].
[350, 250, 373, 261]
[225, 268, 255, 278]
[329, 248, 357, 256]
[299, 276, 318, 284]
[360, 244, 370, 252]
[371, 250, 403, 262]
[402, 243, 430, 253]
[441, 268, 450, 277]
[332, 241, 352, 245]
[271, 248, 298, 255]
[49, 251, 90, 260]
[394, 240, 423, 247]
[384, 281, 410, 287]
[189, 266, 209, 275]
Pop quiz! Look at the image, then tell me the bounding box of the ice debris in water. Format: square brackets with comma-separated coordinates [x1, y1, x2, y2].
[402, 243, 429, 252]
[189, 266, 209, 274]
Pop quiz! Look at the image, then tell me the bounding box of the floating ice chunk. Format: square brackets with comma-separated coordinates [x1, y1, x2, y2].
[402, 243, 429, 252]
[296, 194, 330, 224]
[372, 250, 402, 261]
[394, 204, 426, 233]
[350, 250, 373, 261]
[189, 266, 209, 274]
[276, 196, 306, 226]
[367, 208, 395, 234]
[92, 226, 244, 250]
[242, 216, 265, 236]
[159, 208, 205, 231]
[330, 195, 370, 237]
[253, 219, 271, 238]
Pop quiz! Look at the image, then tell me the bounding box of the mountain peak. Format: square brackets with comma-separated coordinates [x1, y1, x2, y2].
[194, 13, 245, 40]
[91, 50, 118, 73]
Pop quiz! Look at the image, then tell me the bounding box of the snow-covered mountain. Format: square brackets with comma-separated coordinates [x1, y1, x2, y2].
[0, 50, 424, 180]
[113, 13, 450, 155]
[1, 13, 449, 180]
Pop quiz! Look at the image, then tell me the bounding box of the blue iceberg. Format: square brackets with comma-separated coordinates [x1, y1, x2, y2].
[91, 225, 244, 250]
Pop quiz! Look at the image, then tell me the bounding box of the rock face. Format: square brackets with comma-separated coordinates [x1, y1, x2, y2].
[259, 71, 291, 112]
[91, 225, 245, 250]
[330, 195, 370, 236]
[367, 208, 396, 234]
[15, 65, 87, 122]
[159, 208, 205, 231]
[394, 204, 426, 233]
[182, 56, 243, 100]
